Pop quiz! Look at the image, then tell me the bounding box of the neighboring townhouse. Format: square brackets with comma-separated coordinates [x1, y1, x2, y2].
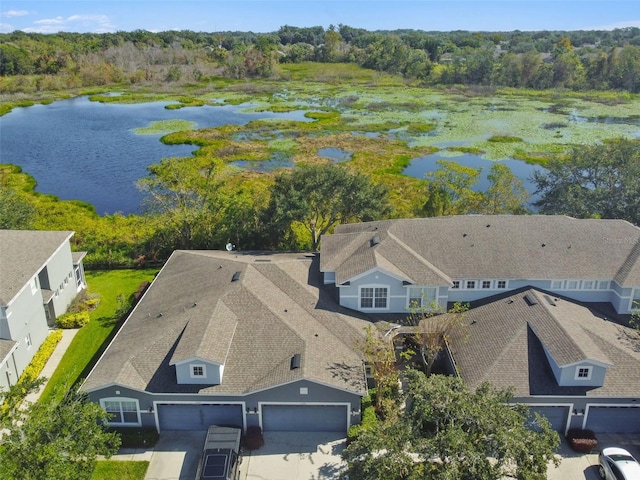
[82, 251, 369, 434]
[320, 215, 640, 315]
[444, 287, 640, 435]
[0, 230, 86, 391]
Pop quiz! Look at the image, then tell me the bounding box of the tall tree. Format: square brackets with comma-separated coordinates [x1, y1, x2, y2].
[265, 164, 390, 251]
[343, 371, 560, 480]
[478, 163, 529, 214]
[137, 157, 222, 250]
[532, 138, 640, 224]
[0, 186, 36, 229]
[0, 385, 120, 480]
[423, 160, 483, 216]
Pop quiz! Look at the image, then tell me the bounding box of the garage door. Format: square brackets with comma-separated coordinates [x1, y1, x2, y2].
[262, 405, 348, 433]
[528, 406, 570, 432]
[157, 404, 243, 431]
[585, 406, 640, 434]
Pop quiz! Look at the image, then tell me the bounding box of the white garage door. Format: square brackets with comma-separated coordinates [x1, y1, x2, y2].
[528, 406, 570, 432]
[585, 406, 640, 434]
[157, 404, 243, 431]
[262, 405, 348, 433]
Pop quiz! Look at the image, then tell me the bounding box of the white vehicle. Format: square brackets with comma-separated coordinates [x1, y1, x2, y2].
[598, 447, 640, 480]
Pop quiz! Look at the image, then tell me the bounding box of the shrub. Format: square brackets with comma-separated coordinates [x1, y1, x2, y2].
[109, 427, 159, 448]
[19, 329, 63, 383]
[347, 396, 379, 444]
[56, 310, 90, 329]
[566, 429, 598, 453]
[244, 426, 264, 450]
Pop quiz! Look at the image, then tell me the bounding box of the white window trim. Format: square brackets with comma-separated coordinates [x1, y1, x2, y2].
[481, 280, 492, 289]
[30, 277, 38, 295]
[565, 279, 579, 290]
[190, 364, 207, 378]
[575, 366, 592, 381]
[465, 280, 477, 290]
[451, 280, 460, 289]
[100, 397, 141, 426]
[359, 285, 390, 310]
[496, 280, 508, 289]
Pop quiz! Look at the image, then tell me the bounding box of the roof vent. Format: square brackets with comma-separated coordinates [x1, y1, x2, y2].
[524, 294, 538, 306]
[290, 354, 301, 370]
[231, 271, 241, 282]
[370, 235, 380, 247]
[543, 294, 557, 306]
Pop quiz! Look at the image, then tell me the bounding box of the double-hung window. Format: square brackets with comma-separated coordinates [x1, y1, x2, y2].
[408, 287, 437, 308]
[101, 399, 140, 425]
[360, 287, 388, 309]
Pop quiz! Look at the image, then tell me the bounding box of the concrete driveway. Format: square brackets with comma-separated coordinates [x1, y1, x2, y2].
[140, 430, 345, 480]
[144, 430, 206, 480]
[547, 434, 640, 480]
[243, 432, 346, 480]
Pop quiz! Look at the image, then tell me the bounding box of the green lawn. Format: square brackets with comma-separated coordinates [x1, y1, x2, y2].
[38, 269, 158, 404]
[91, 460, 149, 480]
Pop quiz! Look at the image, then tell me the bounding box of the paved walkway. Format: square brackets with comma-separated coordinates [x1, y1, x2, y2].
[23, 328, 78, 405]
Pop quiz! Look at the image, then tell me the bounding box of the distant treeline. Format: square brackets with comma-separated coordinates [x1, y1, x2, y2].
[1, 25, 640, 92]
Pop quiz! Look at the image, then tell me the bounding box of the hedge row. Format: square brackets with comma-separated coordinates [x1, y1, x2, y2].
[56, 310, 90, 328]
[19, 329, 63, 383]
[347, 393, 378, 443]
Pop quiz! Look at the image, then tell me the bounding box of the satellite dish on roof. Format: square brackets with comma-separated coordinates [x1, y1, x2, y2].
[225, 242, 234, 251]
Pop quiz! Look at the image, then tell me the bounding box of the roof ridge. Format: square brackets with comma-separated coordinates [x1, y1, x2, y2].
[614, 238, 640, 286]
[386, 230, 452, 284]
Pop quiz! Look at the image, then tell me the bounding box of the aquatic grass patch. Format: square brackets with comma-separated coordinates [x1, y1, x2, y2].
[164, 96, 206, 109]
[487, 135, 523, 143]
[133, 119, 197, 135]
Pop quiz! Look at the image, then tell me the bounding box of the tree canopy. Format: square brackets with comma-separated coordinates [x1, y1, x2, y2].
[342, 371, 560, 480]
[532, 138, 640, 224]
[264, 163, 391, 250]
[0, 384, 120, 480]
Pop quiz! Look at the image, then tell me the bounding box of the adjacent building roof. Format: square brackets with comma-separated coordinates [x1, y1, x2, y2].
[83, 251, 369, 396]
[0, 230, 74, 306]
[447, 287, 640, 397]
[320, 216, 640, 287]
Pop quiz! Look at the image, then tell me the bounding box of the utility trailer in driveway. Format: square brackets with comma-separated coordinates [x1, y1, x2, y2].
[195, 426, 242, 480]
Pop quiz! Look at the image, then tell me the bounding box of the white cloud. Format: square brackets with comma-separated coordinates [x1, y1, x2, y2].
[1, 9, 29, 18]
[23, 13, 115, 33]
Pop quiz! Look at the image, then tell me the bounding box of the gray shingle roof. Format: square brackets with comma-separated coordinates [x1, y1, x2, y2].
[82, 251, 369, 396]
[321, 216, 640, 286]
[447, 288, 640, 397]
[0, 230, 74, 306]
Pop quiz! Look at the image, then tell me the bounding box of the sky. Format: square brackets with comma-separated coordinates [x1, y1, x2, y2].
[1, 0, 640, 35]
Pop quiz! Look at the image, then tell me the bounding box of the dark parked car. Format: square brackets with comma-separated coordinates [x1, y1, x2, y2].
[195, 426, 242, 480]
[599, 447, 640, 480]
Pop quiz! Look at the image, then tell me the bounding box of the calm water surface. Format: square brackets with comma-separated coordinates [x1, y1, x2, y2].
[0, 97, 307, 214]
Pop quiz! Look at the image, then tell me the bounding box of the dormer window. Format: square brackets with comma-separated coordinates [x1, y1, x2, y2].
[575, 366, 592, 380]
[190, 364, 206, 378]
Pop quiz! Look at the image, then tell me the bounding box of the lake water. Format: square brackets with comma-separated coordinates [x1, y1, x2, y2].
[0, 97, 307, 215]
[402, 152, 544, 204]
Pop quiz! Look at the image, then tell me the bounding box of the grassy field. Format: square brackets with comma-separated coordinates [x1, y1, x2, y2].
[38, 268, 158, 404]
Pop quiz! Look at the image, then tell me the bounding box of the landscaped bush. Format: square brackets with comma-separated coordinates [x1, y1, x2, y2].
[347, 393, 379, 444]
[56, 310, 90, 328]
[109, 427, 159, 448]
[244, 426, 264, 450]
[566, 429, 598, 453]
[19, 329, 64, 383]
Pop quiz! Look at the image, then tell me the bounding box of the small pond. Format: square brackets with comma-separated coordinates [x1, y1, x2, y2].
[402, 152, 544, 205]
[317, 147, 352, 163]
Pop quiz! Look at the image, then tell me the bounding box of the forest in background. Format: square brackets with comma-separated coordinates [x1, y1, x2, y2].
[1, 25, 640, 94]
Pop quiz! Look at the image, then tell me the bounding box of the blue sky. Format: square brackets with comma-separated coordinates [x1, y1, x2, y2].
[1, 1, 639, 34]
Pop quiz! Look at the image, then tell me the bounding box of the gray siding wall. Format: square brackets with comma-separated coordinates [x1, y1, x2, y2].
[0, 349, 20, 391]
[558, 363, 606, 387]
[46, 240, 81, 318]
[175, 361, 222, 385]
[4, 285, 50, 383]
[338, 270, 448, 313]
[87, 379, 363, 431]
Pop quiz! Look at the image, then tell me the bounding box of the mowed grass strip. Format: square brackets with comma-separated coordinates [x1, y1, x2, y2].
[91, 460, 149, 480]
[38, 269, 158, 404]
